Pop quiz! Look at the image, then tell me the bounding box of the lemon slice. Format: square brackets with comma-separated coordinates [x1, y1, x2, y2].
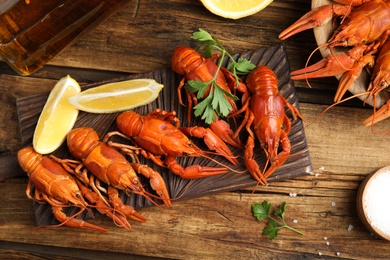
[200, 0, 273, 19]
[33, 75, 81, 154]
[68, 79, 163, 113]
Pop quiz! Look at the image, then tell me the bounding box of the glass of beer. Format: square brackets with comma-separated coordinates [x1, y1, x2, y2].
[0, 0, 130, 76]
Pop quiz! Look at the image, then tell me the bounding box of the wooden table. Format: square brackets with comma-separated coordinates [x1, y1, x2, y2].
[1, 0, 390, 259]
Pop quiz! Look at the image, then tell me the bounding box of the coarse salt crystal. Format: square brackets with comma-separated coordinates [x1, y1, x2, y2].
[293, 219, 298, 224]
[336, 252, 341, 256]
[364, 170, 390, 236]
[318, 252, 322, 256]
[347, 224, 353, 231]
[326, 241, 330, 246]
[289, 193, 297, 197]
[319, 166, 325, 171]
[323, 237, 327, 240]
[315, 173, 320, 177]
[331, 201, 336, 207]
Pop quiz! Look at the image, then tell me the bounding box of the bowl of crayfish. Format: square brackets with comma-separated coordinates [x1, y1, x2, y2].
[313, 0, 390, 108]
[280, 0, 390, 116]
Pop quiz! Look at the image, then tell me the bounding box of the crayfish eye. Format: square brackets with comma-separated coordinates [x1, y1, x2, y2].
[381, 81, 389, 89]
[75, 191, 82, 199]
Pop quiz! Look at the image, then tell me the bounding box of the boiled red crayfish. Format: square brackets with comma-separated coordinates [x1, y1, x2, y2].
[363, 39, 390, 126]
[171, 46, 244, 150]
[279, 0, 390, 47]
[105, 109, 233, 179]
[279, 0, 390, 119]
[17, 146, 131, 231]
[231, 66, 304, 184]
[57, 127, 171, 223]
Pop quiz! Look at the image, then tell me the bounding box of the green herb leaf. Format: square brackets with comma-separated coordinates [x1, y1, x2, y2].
[252, 200, 303, 240]
[274, 202, 287, 219]
[191, 28, 214, 43]
[193, 95, 216, 124]
[212, 84, 232, 117]
[252, 202, 270, 221]
[186, 28, 256, 124]
[185, 79, 205, 94]
[263, 221, 280, 240]
[229, 58, 257, 75]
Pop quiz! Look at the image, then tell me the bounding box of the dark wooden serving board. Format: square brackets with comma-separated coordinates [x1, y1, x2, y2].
[16, 44, 312, 226]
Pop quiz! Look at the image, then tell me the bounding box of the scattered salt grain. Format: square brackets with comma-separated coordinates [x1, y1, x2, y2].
[323, 237, 327, 240]
[318, 252, 322, 256]
[347, 224, 353, 231]
[315, 173, 320, 177]
[336, 252, 341, 256]
[326, 241, 330, 246]
[319, 166, 325, 171]
[331, 201, 336, 207]
[364, 170, 390, 236]
[293, 219, 298, 224]
[289, 193, 297, 197]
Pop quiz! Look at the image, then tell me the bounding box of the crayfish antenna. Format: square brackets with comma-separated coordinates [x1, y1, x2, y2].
[198, 151, 247, 174]
[304, 91, 370, 129]
[127, 187, 171, 210]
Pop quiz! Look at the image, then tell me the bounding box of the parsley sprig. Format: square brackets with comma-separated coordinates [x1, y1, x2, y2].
[185, 28, 256, 124]
[252, 200, 304, 240]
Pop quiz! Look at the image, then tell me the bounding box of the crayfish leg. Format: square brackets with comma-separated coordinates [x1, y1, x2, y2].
[76, 180, 132, 230]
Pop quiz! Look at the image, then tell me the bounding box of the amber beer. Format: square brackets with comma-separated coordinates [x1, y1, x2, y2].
[0, 0, 130, 76]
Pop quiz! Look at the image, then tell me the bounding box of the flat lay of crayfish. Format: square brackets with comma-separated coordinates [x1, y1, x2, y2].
[16, 34, 312, 231]
[279, 0, 390, 128]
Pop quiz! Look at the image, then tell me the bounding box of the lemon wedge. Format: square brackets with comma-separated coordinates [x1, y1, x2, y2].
[68, 78, 164, 113]
[200, 0, 273, 19]
[33, 75, 81, 154]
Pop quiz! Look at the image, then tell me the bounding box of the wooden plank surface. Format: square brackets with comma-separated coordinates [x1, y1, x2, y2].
[2, 103, 390, 259]
[1, 0, 390, 259]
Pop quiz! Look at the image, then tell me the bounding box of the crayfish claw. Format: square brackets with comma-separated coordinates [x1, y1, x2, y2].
[107, 186, 147, 223]
[290, 52, 353, 80]
[165, 157, 228, 178]
[334, 65, 363, 102]
[210, 120, 243, 149]
[363, 100, 390, 126]
[130, 162, 171, 207]
[52, 206, 108, 232]
[180, 125, 239, 165]
[279, 5, 336, 40]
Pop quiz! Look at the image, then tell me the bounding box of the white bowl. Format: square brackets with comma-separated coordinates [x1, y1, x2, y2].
[356, 166, 390, 241]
